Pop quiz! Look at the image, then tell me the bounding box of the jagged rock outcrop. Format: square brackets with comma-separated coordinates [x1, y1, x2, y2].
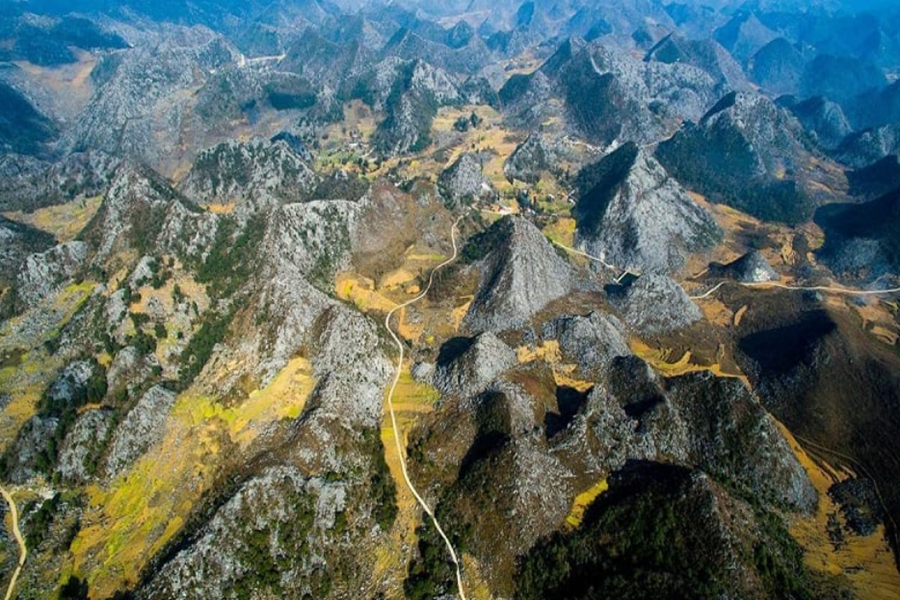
[433, 332, 517, 398]
[748, 37, 804, 96]
[714, 12, 779, 64]
[56, 408, 114, 484]
[178, 138, 318, 218]
[15, 241, 89, 305]
[464, 216, 577, 332]
[607, 274, 701, 335]
[0, 151, 119, 212]
[86, 164, 218, 268]
[559, 356, 816, 511]
[708, 250, 778, 283]
[105, 385, 178, 478]
[437, 153, 495, 208]
[65, 26, 241, 171]
[573, 143, 722, 274]
[784, 96, 852, 151]
[503, 132, 603, 185]
[814, 186, 900, 279]
[500, 39, 722, 147]
[645, 33, 748, 90]
[656, 91, 818, 224]
[540, 311, 632, 377]
[372, 59, 462, 156]
[1, 416, 58, 483]
[835, 124, 900, 169]
[0, 216, 55, 285]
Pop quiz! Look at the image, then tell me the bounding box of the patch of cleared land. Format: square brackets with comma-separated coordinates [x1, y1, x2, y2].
[3, 196, 103, 242]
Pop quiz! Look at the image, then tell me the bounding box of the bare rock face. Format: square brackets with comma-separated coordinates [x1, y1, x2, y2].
[500, 39, 722, 147]
[56, 408, 114, 484]
[785, 96, 852, 151]
[656, 91, 818, 224]
[574, 143, 722, 274]
[708, 250, 778, 283]
[464, 216, 576, 332]
[178, 137, 318, 219]
[540, 311, 632, 377]
[0, 215, 55, 286]
[437, 152, 495, 208]
[16, 241, 89, 305]
[607, 274, 702, 335]
[140, 466, 352, 600]
[2, 416, 58, 484]
[433, 332, 517, 399]
[665, 372, 818, 512]
[105, 385, 177, 478]
[306, 306, 393, 427]
[0, 150, 119, 213]
[558, 357, 817, 513]
[89, 163, 218, 267]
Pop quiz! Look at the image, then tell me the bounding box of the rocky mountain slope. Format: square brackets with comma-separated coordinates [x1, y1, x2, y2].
[572, 142, 722, 274]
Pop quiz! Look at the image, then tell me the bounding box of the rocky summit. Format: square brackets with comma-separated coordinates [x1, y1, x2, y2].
[2, 2, 900, 600]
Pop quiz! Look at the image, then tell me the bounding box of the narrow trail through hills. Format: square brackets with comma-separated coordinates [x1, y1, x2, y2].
[384, 214, 468, 600]
[1, 485, 26, 600]
[550, 239, 900, 299]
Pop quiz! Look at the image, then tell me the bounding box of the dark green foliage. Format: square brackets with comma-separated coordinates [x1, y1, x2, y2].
[498, 74, 532, 106]
[129, 203, 168, 256]
[460, 218, 508, 264]
[59, 575, 90, 600]
[128, 329, 157, 355]
[154, 322, 167, 340]
[362, 428, 397, 531]
[232, 484, 317, 600]
[404, 516, 455, 600]
[24, 493, 62, 549]
[515, 463, 820, 600]
[815, 186, 900, 272]
[0, 80, 58, 156]
[177, 311, 232, 389]
[197, 213, 266, 299]
[656, 120, 815, 224]
[373, 62, 439, 154]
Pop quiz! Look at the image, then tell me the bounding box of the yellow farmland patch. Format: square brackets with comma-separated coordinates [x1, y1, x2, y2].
[565, 479, 609, 529]
[630, 339, 748, 385]
[336, 272, 397, 313]
[69, 358, 316, 596]
[3, 196, 103, 242]
[779, 424, 900, 600]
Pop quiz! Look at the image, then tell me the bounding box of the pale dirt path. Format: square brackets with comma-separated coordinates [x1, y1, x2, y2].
[1, 485, 26, 600]
[384, 214, 468, 600]
[549, 238, 900, 299]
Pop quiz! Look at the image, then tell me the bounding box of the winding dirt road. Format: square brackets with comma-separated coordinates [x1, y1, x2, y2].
[1, 485, 26, 600]
[550, 239, 900, 299]
[384, 214, 468, 600]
